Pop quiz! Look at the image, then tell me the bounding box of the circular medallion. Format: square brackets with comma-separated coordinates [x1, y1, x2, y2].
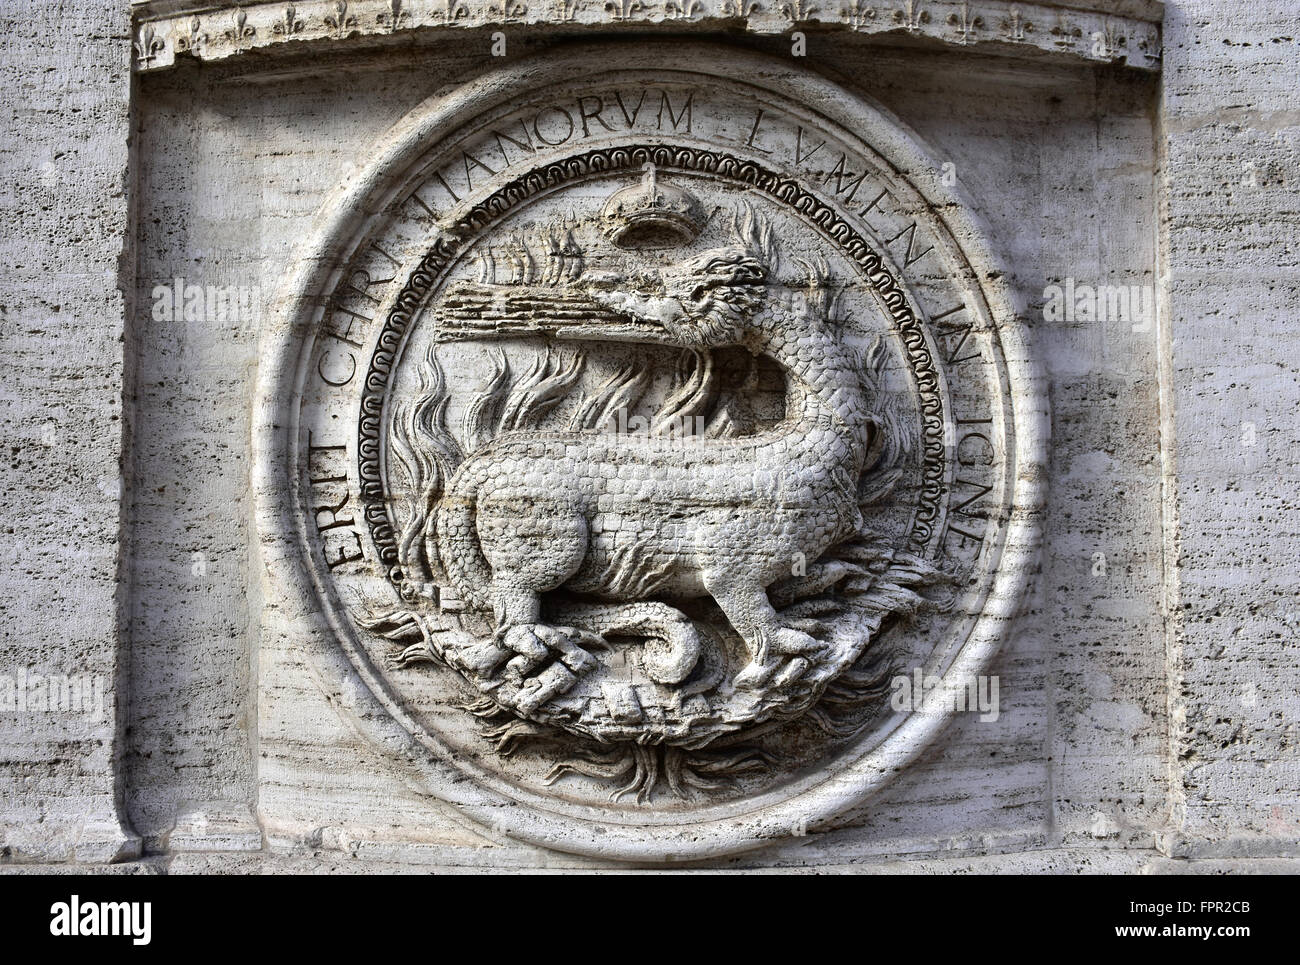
[256, 43, 1046, 860]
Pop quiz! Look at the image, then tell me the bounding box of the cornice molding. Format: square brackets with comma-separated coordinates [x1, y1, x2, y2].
[129, 0, 1163, 73]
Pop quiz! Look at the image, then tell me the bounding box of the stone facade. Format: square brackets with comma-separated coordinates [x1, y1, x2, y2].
[0, 0, 1295, 871]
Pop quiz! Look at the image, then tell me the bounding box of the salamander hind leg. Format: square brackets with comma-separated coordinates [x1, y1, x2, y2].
[704, 573, 826, 690]
[476, 501, 604, 709]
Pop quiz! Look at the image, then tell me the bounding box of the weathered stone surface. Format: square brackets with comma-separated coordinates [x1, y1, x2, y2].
[0, 0, 139, 864]
[0, 0, 1295, 871]
[1159, 1, 1300, 857]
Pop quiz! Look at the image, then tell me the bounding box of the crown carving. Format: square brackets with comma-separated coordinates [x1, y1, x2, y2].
[600, 163, 706, 248]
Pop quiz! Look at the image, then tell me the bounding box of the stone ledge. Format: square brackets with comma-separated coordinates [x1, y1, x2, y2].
[1155, 831, 1300, 861]
[11, 848, 1299, 875]
[74, 812, 143, 865]
[129, 0, 1162, 74]
[165, 803, 263, 853]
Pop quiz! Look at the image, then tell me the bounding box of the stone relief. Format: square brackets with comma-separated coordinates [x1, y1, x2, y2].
[259, 46, 1045, 857]
[361, 167, 947, 795]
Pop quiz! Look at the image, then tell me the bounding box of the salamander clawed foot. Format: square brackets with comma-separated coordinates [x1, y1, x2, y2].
[770, 627, 825, 656]
[733, 655, 814, 691]
[498, 623, 605, 681]
[733, 627, 824, 690]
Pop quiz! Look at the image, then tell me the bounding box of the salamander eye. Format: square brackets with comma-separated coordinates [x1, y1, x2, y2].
[690, 284, 707, 301]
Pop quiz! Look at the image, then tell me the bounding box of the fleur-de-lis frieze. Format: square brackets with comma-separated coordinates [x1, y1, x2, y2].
[433, 0, 471, 18]
[325, 0, 359, 37]
[1137, 29, 1161, 65]
[947, 0, 982, 45]
[134, 23, 166, 66]
[1091, 20, 1127, 60]
[175, 15, 208, 54]
[224, 7, 256, 50]
[1049, 13, 1081, 49]
[843, 0, 875, 29]
[665, 0, 703, 19]
[605, 0, 644, 20]
[1001, 6, 1031, 42]
[892, 0, 928, 33]
[781, 0, 818, 22]
[378, 0, 409, 30]
[129, 0, 1159, 72]
[272, 5, 306, 36]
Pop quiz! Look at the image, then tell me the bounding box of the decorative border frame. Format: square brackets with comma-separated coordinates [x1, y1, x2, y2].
[131, 0, 1162, 73]
[254, 43, 1048, 861]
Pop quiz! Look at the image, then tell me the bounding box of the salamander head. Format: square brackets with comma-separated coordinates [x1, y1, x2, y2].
[584, 246, 769, 347]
